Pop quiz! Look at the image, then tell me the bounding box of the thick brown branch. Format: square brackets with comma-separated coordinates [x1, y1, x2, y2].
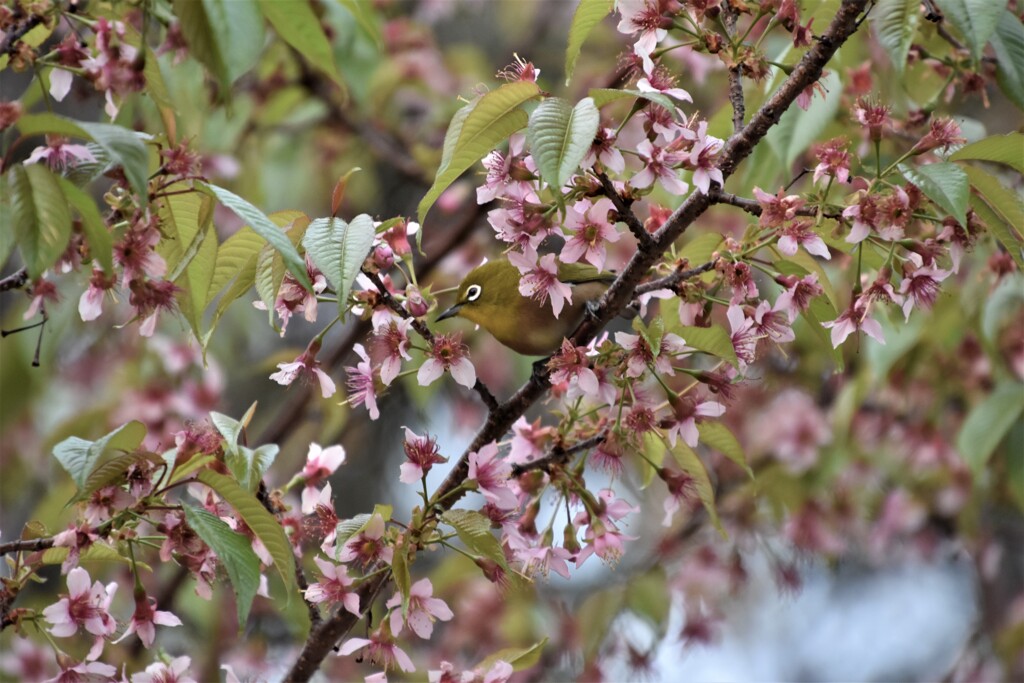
[722, 7, 745, 133]
[0, 536, 55, 555]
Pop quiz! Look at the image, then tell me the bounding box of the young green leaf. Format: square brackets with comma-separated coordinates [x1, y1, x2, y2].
[950, 133, 1024, 174]
[302, 214, 376, 318]
[196, 469, 298, 598]
[183, 505, 261, 629]
[476, 638, 549, 673]
[588, 88, 677, 112]
[933, 0, 1002, 63]
[8, 164, 72, 279]
[676, 325, 739, 368]
[258, 0, 344, 88]
[669, 440, 725, 537]
[696, 422, 752, 477]
[53, 421, 147, 490]
[957, 381, 1024, 476]
[173, 0, 265, 93]
[962, 165, 1024, 268]
[526, 97, 600, 191]
[871, 0, 920, 76]
[57, 178, 113, 274]
[418, 81, 540, 223]
[441, 509, 509, 569]
[990, 10, 1024, 109]
[207, 184, 313, 291]
[565, 0, 613, 84]
[899, 162, 969, 226]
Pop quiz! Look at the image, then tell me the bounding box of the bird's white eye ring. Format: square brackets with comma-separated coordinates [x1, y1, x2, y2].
[466, 284, 482, 302]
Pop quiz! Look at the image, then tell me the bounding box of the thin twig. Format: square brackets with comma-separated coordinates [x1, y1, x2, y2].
[0, 537, 55, 555]
[596, 172, 654, 249]
[510, 431, 607, 477]
[633, 260, 718, 297]
[711, 188, 842, 220]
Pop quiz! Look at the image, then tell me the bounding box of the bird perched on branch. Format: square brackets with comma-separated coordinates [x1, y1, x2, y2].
[436, 257, 615, 355]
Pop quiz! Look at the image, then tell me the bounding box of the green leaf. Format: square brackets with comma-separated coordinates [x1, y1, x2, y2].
[526, 97, 600, 191]
[588, 87, 677, 113]
[625, 569, 670, 627]
[418, 81, 540, 223]
[899, 161, 969, 226]
[441, 509, 508, 569]
[210, 402, 258, 456]
[206, 227, 264, 304]
[871, 0, 921, 76]
[57, 178, 113, 274]
[669, 440, 725, 537]
[437, 101, 476, 179]
[697, 421, 752, 477]
[75, 452, 160, 503]
[197, 469, 298, 598]
[391, 533, 412, 616]
[53, 421, 147, 490]
[173, 0, 265, 92]
[565, 0, 613, 84]
[17, 113, 151, 199]
[183, 505, 261, 629]
[962, 165, 1024, 267]
[8, 164, 72, 279]
[765, 71, 841, 168]
[302, 214, 376, 318]
[990, 10, 1024, 109]
[476, 638, 549, 673]
[678, 233, 723, 267]
[0, 173, 14, 268]
[337, 0, 382, 48]
[957, 381, 1024, 476]
[933, 0, 1002, 62]
[258, 0, 344, 87]
[207, 184, 313, 291]
[677, 325, 739, 368]
[950, 133, 1024, 174]
[42, 542, 145, 569]
[227, 444, 280, 493]
[159, 189, 216, 335]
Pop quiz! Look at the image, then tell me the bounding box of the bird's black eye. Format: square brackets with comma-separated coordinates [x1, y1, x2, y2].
[466, 284, 482, 302]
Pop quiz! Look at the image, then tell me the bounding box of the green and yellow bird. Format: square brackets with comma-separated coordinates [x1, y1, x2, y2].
[436, 258, 615, 356]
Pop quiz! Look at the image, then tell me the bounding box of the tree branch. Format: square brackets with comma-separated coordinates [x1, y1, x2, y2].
[596, 172, 654, 249]
[722, 6, 745, 134]
[710, 189, 842, 220]
[0, 268, 29, 292]
[0, 536, 55, 556]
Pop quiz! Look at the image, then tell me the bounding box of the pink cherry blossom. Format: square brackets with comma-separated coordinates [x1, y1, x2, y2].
[632, 139, 688, 195]
[822, 295, 886, 347]
[899, 257, 950, 320]
[547, 339, 601, 401]
[338, 513, 393, 567]
[777, 220, 831, 260]
[24, 136, 96, 170]
[666, 397, 727, 448]
[417, 332, 476, 389]
[753, 186, 806, 228]
[42, 567, 118, 661]
[270, 341, 336, 398]
[616, 0, 669, 74]
[114, 592, 182, 648]
[560, 197, 621, 270]
[400, 427, 446, 484]
[468, 442, 518, 510]
[507, 251, 573, 318]
[130, 655, 197, 683]
[614, 330, 686, 378]
[373, 318, 413, 386]
[300, 443, 346, 514]
[338, 631, 415, 673]
[345, 344, 380, 420]
[386, 578, 454, 639]
[306, 557, 360, 616]
[582, 127, 625, 173]
[46, 658, 117, 683]
[773, 273, 824, 323]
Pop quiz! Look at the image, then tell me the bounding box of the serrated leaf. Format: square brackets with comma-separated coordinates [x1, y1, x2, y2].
[899, 162, 969, 226]
[990, 10, 1024, 109]
[16, 114, 150, 198]
[950, 133, 1024, 174]
[871, 0, 920, 76]
[934, 0, 1002, 62]
[669, 440, 725, 537]
[438, 101, 475, 178]
[588, 87, 677, 112]
[302, 214, 375, 317]
[565, 0, 613, 84]
[75, 451, 159, 503]
[697, 422, 751, 477]
[963, 165, 1024, 268]
[41, 542, 146, 569]
[527, 97, 600, 191]
[765, 71, 841, 168]
[441, 509, 508, 569]
[196, 469, 298, 599]
[53, 421, 147, 490]
[258, 0, 344, 88]
[8, 164, 72, 279]
[173, 0, 265, 92]
[57, 178, 113, 274]
[476, 638, 549, 673]
[957, 382, 1024, 476]
[207, 184, 312, 291]
[207, 228, 263, 305]
[183, 505, 261, 629]
[227, 444, 280, 493]
[419, 81, 540, 223]
[677, 325, 739, 368]
[333, 513, 372, 549]
[159, 189, 216, 335]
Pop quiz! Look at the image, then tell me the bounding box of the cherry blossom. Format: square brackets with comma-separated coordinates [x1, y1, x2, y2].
[777, 220, 831, 260]
[666, 397, 727, 448]
[114, 592, 182, 648]
[583, 127, 626, 173]
[337, 513, 393, 567]
[508, 251, 573, 317]
[24, 136, 96, 170]
[616, 0, 670, 74]
[386, 578, 454, 639]
[560, 197, 621, 270]
[338, 631, 415, 673]
[130, 656, 197, 683]
[615, 330, 686, 378]
[373, 318, 413, 386]
[900, 256, 951, 320]
[270, 340, 336, 398]
[822, 295, 886, 347]
[345, 344, 380, 420]
[632, 139, 688, 195]
[306, 557, 360, 615]
[773, 273, 824, 322]
[299, 443, 346, 514]
[43, 568, 118, 660]
[753, 186, 806, 228]
[417, 333, 476, 389]
[467, 442, 517, 510]
[547, 339, 601, 401]
[400, 427, 446, 484]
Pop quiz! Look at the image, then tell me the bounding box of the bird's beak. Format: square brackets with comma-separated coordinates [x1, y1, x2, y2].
[436, 304, 462, 322]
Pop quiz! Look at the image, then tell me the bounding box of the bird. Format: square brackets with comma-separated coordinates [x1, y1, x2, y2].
[436, 257, 615, 356]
